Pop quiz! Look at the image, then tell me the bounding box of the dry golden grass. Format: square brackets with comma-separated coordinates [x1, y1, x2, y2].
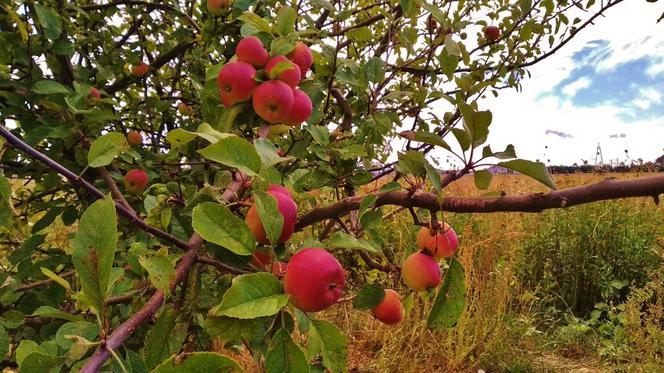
[323, 172, 663, 372]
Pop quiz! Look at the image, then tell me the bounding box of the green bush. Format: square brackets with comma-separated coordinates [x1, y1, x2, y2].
[515, 201, 663, 320]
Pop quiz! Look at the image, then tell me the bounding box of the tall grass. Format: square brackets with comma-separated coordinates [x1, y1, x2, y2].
[327, 173, 664, 372]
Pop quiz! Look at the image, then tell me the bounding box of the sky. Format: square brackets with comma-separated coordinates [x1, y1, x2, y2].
[430, 1, 664, 167]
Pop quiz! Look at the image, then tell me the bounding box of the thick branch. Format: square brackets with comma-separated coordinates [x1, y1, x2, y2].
[296, 175, 664, 229]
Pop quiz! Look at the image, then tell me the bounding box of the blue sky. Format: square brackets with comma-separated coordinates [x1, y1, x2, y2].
[428, 1, 664, 167]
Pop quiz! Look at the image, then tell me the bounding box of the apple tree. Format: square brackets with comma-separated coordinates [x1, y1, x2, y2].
[1, 0, 663, 372]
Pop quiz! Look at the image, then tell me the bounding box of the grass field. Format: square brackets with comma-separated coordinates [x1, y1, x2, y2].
[314, 173, 664, 372]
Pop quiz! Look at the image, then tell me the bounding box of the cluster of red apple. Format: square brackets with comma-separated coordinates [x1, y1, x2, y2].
[244, 184, 459, 325]
[216, 37, 314, 126]
[402, 224, 459, 292]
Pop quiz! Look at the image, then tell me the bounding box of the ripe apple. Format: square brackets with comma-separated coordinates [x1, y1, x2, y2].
[287, 42, 313, 80]
[88, 88, 101, 104]
[283, 248, 345, 312]
[236, 36, 269, 68]
[284, 88, 312, 126]
[416, 223, 458, 259]
[131, 62, 149, 77]
[402, 252, 441, 292]
[484, 25, 501, 42]
[123, 169, 149, 194]
[178, 102, 192, 115]
[372, 289, 405, 325]
[207, 0, 231, 15]
[267, 184, 292, 198]
[252, 80, 294, 123]
[216, 61, 258, 108]
[264, 56, 301, 88]
[245, 186, 298, 245]
[127, 131, 143, 146]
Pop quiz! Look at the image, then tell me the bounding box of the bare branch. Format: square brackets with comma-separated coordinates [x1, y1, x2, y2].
[296, 175, 664, 229]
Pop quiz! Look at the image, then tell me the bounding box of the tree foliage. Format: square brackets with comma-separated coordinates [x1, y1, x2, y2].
[0, 0, 661, 371]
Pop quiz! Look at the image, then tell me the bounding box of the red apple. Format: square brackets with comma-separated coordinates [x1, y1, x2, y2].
[217, 61, 258, 108]
[402, 252, 441, 292]
[284, 88, 312, 126]
[484, 25, 501, 42]
[267, 184, 292, 198]
[88, 88, 101, 104]
[245, 186, 298, 245]
[264, 56, 301, 88]
[178, 102, 192, 115]
[127, 131, 143, 146]
[207, 0, 232, 15]
[283, 248, 345, 312]
[123, 169, 149, 194]
[252, 80, 294, 123]
[287, 42, 313, 80]
[131, 62, 149, 77]
[236, 36, 269, 68]
[416, 223, 458, 259]
[372, 289, 405, 325]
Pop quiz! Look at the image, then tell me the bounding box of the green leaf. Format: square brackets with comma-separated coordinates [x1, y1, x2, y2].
[427, 259, 465, 329]
[143, 306, 188, 370]
[473, 170, 492, 190]
[138, 254, 176, 296]
[198, 135, 261, 176]
[16, 340, 46, 367]
[364, 57, 385, 83]
[55, 321, 99, 349]
[166, 128, 197, 148]
[400, 131, 451, 151]
[493, 144, 517, 159]
[192, 202, 255, 256]
[210, 273, 289, 319]
[205, 315, 273, 341]
[152, 352, 241, 373]
[270, 38, 295, 56]
[359, 210, 382, 231]
[20, 352, 65, 373]
[0, 326, 8, 360]
[255, 138, 293, 169]
[71, 195, 117, 315]
[88, 132, 129, 167]
[268, 60, 298, 80]
[451, 128, 470, 152]
[34, 5, 62, 40]
[253, 191, 284, 246]
[327, 232, 382, 254]
[31, 306, 83, 322]
[33, 80, 70, 95]
[459, 103, 492, 148]
[308, 320, 347, 373]
[40, 267, 72, 291]
[498, 159, 556, 189]
[395, 151, 426, 177]
[424, 160, 442, 193]
[274, 6, 297, 36]
[352, 284, 385, 310]
[237, 12, 272, 33]
[265, 328, 309, 373]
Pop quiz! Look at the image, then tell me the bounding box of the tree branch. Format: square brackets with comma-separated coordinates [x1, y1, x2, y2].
[80, 1, 201, 33]
[296, 175, 664, 229]
[0, 125, 190, 251]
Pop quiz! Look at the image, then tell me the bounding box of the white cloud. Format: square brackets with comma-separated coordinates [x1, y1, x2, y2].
[632, 98, 651, 110]
[646, 58, 664, 77]
[640, 87, 662, 104]
[561, 77, 591, 97]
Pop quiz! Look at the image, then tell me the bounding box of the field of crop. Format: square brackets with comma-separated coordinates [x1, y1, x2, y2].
[309, 172, 664, 373]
